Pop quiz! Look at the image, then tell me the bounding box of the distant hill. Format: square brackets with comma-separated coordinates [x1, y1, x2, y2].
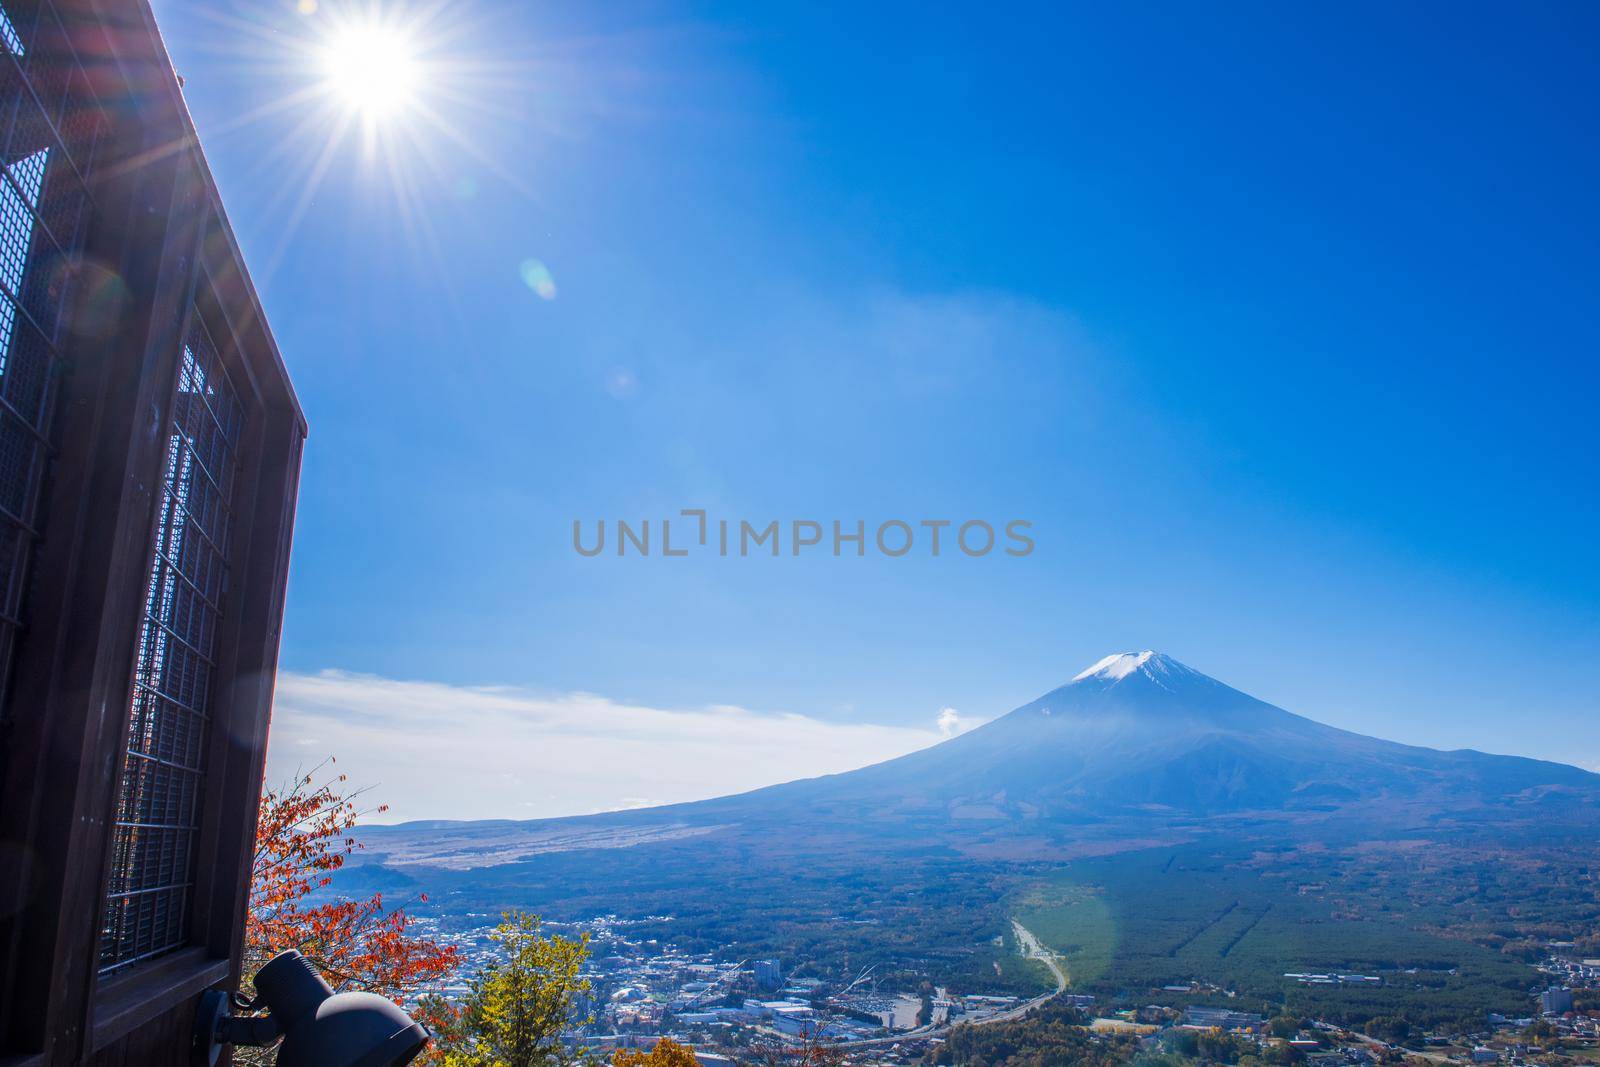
[345, 652, 1600, 1030]
[714, 650, 1599, 817]
[356, 651, 1600, 868]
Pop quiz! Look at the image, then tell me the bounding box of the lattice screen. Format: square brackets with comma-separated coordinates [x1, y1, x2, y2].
[101, 319, 244, 972]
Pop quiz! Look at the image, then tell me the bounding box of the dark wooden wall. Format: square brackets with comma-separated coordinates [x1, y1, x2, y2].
[84, 1007, 198, 1067]
[0, 0, 305, 1063]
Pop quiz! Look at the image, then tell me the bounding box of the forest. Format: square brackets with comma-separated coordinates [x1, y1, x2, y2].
[342, 824, 1597, 1029]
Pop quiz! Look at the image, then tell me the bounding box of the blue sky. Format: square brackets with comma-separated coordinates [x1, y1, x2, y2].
[154, 1, 1598, 816]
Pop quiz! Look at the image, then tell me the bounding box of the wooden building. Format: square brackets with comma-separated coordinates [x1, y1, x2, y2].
[0, 0, 305, 1063]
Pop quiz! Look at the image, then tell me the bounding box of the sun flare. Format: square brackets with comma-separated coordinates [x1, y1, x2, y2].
[187, 0, 535, 287]
[321, 22, 418, 120]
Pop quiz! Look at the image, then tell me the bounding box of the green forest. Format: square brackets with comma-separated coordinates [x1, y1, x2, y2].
[347, 826, 1597, 1031]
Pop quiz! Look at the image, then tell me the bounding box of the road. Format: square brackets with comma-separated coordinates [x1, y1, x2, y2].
[1010, 919, 1068, 1000]
[834, 920, 1065, 1049]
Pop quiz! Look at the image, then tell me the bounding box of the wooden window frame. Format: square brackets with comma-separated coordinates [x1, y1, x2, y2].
[0, 1, 305, 1062]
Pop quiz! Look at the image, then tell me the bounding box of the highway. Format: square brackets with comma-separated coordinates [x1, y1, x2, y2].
[834, 919, 1065, 1049]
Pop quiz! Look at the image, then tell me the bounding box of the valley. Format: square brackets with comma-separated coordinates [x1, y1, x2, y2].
[345, 653, 1600, 1062]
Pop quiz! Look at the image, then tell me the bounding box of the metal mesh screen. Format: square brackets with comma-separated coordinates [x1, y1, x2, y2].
[0, 0, 102, 738]
[101, 319, 244, 973]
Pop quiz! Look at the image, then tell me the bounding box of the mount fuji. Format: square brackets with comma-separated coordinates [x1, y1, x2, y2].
[668, 650, 1599, 828]
[339, 653, 1600, 1038]
[357, 652, 1600, 868]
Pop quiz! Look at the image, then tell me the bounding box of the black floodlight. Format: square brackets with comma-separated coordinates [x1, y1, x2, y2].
[196, 949, 429, 1067]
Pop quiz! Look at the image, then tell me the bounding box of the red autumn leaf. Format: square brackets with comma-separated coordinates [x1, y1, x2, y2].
[245, 758, 459, 1050]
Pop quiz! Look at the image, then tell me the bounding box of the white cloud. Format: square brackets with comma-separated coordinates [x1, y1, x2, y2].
[263, 670, 950, 824]
[936, 707, 966, 738]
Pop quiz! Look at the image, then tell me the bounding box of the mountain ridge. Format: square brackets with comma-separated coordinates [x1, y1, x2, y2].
[356, 652, 1599, 867]
[686, 650, 1591, 818]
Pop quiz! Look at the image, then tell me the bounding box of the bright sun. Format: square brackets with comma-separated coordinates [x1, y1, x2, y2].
[213, 0, 521, 280]
[322, 23, 418, 119]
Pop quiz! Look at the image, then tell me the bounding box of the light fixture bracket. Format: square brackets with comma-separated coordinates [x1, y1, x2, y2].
[193, 950, 429, 1067]
[196, 988, 285, 1063]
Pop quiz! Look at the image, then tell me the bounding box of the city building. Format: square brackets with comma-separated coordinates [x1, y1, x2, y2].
[768, 1004, 816, 1036]
[1541, 986, 1575, 1015]
[0, 0, 304, 1063]
[754, 957, 784, 989]
[1183, 1006, 1266, 1032]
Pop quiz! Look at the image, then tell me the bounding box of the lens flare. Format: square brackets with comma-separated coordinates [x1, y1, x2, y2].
[321, 22, 417, 120]
[173, 0, 548, 292]
[519, 259, 557, 300]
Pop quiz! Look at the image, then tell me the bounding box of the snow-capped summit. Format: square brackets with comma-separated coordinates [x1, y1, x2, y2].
[1068, 650, 1206, 693]
[1074, 649, 1190, 681]
[1073, 650, 1157, 681]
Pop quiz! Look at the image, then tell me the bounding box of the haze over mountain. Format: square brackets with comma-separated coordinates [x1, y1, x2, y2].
[356, 652, 1600, 869]
[709, 650, 1600, 820]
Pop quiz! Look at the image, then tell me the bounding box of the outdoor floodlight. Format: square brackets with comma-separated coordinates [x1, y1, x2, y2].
[196, 949, 429, 1067]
